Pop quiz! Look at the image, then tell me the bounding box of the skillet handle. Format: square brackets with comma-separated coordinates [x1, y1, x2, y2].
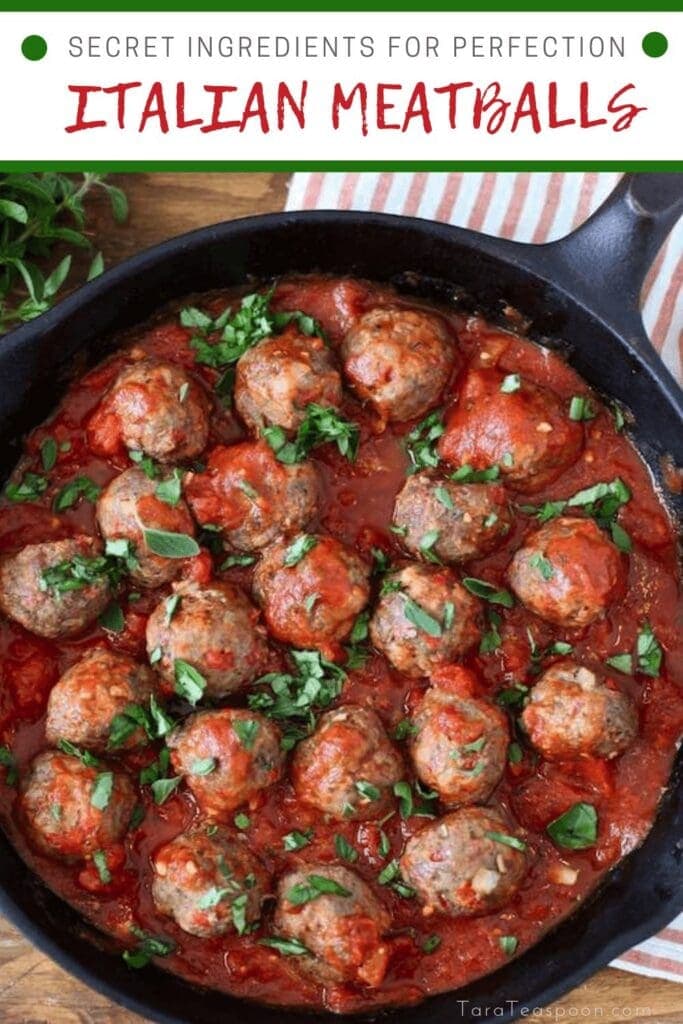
[546, 173, 683, 336]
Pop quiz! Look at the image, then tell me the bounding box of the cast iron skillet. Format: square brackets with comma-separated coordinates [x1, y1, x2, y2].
[0, 173, 682, 1024]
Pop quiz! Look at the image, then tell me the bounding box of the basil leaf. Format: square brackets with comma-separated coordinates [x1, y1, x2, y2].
[283, 829, 313, 851]
[151, 776, 182, 805]
[547, 802, 597, 850]
[485, 830, 527, 852]
[174, 659, 207, 705]
[57, 738, 100, 768]
[451, 463, 500, 484]
[5, 472, 48, 503]
[499, 935, 518, 955]
[462, 577, 514, 607]
[636, 622, 663, 677]
[155, 469, 183, 507]
[500, 374, 521, 393]
[232, 718, 260, 751]
[405, 410, 444, 474]
[190, 758, 216, 776]
[40, 437, 58, 471]
[98, 600, 124, 633]
[234, 812, 251, 830]
[92, 849, 111, 884]
[403, 597, 442, 637]
[90, 771, 114, 810]
[143, 528, 199, 559]
[334, 834, 358, 863]
[569, 395, 596, 421]
[286, 874, 351, 905]
[355, 779, 381, 801]
[422, 934, 442, 953]
[283, 534, 318, 567]
[605, 652, 633, 674]
[54, 475, 101, 511]
[393, 780, 413, 818]
[259, 936, 311, 957]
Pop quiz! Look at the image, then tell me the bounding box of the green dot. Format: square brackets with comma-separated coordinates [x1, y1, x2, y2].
[21, 35, 48, 61]
[642, 32, 668, 58]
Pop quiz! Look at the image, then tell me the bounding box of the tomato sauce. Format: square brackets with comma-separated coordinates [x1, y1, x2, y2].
[0, 276, 681, 1015]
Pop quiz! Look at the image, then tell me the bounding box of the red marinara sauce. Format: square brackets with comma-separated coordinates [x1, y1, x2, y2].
[0, 275, 681, 1015]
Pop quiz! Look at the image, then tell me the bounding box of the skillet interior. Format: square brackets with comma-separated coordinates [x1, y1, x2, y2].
[0, 210, 681, 1024]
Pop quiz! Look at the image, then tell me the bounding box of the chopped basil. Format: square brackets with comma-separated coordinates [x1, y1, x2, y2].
[92, 850, 111, 884]
[164, 593, 181, 625]
[485, 830, 527, 852]
[606, 652, 633, 675]
[237, 478, 259, 500]
[174, 659, 207, 705]
[499, 935, 518, 955]
[283, 534, 318, 567]
[569, 395, 596, 421]
[155, 469, 183, 507]
[40, 437, 58, 471]
[462, 577, 514, 607]
[637, 623, 663, 677]
[5, 472, 48, 503]
[129, 449, 159, 479]
[57, 738, 100, 768]
[547, 802, 597, 850]
[90, 771, 114, 810]
[479, 610, 503, 654]
[0, 745, 18, 786]
[231, 892, 249, 936]
[178, 382, 189, 403]
[234, 812, 251, 830]
[378, 829, 391, 858]
[434, 484, 454, 510]
[232, 718, 260, 751]
[393, 780, 414, 818]
[303, 592, 318, 613]
[495, 684, 529, 709]
[405, 410, 444, 474]
[507, 742, 523, 764]
[220, 552, 256, 570]
[422, 934, 442, 953]
[529, 553, 554, 580]
[286, 874, 351, 906]
[501, 452, 514, 467]
[259, 936, 311, 957]
[500, 373, 521, 393]
[371, 547, 391, 575]
[123, 926, 175, 968]
[355, 779, 381, 802]
[451, 463, 500, 484]
[98, 600, 125, 633]
[191, 758, 216, 776]
[265, 404, 359, 465]
[143, 528, 199, 559]
[334, 834, 358, 863]
[404, 597, 442, 637]
[151, 775, 182, 805]
[54, 475, 101, 511]
[149, 646, 162, 665]
[610, 521, 632, 553]
[393, 718, 418, 741]
[50, 803, 62, 822]
[419, 529, 442, 564]
[283, 829, 314, 851]
[378, 859, 416, 898]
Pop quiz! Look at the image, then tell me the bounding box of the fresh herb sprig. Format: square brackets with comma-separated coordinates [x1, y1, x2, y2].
[0, 173, 127, 334]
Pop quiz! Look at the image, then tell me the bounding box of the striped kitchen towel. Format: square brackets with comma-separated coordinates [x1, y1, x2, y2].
[286, 171, 683, 983]
[286, 172, 682, 386]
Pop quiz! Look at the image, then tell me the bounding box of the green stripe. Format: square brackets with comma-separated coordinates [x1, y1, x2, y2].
[0, 162, 682, 171]
[0, 1, 680, 8]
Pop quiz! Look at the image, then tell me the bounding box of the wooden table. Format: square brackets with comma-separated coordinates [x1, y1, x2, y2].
[1, 171, 681, 1023]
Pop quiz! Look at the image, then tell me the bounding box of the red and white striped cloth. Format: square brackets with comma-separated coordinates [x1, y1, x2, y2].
[286, 172, 683, 982]
[286, 172, 682, 385]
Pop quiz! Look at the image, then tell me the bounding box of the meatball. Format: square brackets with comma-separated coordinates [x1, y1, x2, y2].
[507, 516, 626, 629]
[152, 829, 269, 938]
[393, 473, 513, 564]
[19, 750, 136, 861]
[273, 864, 391, 987]
[409, 686, 509, 807]
[87, 359, 209, 463]
[0, 536, 110, 639]
[292, 706, 404, 821]
[340, 306, 454, 424]
[168, 708, 285, 818]
[234, 327, 342, 435]
[185, 441, 319, 553]
[400, 807, 529, 917]
[438, 369, 584, 492]
[46, 647, 155, 752]
[252, 534, 370, 659]
[369, 563, 481, 678]
[146, 581, 270, 700]
[96, 468, 196, 588]
[521, 661, 637, 760]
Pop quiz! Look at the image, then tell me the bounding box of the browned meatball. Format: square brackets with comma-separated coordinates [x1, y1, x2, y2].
[146, 581, 270, 700]
[521, 661, 637, 760]
[0, 536, 110, 639]
[185, 441, 318, 553]
[273, 864, 391, 987]
[152, 828, 269, 938]
[87, 359, 210, 463]
[400, 807, 529, 917]
[19, 750, 136, 862]
[46, 647, 155, 753]
[252, 534, 370, 660]
[168, 708, 285, 819]
[234, 327, 342, 435]
[507, 517, 626, 629]
[369, 563, 481, 678]
[393, 473, 513, 564]
[340, 306, 454, 424]
[439, 369, 584, 492]
[292, 706, 404, 821]
[96, 468, 196, 588]
[409, 686, 509, 807]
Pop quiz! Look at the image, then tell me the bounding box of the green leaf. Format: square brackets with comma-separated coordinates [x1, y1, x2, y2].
[286, 874, 351, 905]
[547, 802, 597, 850]
[5, 472, 48, 503]
[393, 718, 418, 741]
[151, 775, 182, 805]
[90, 771, 114, 810]
[419, 529, 442, 564]
[434, 485, 454, 510]
[103, 183, 129, 223]
[569, 395, 596, 421]
[405, 410, 444, 474]
[393, 780, 414, 818]
[507, 742, 523, 764]
[0, 745, 18, 786]
[0, 199, 28, 224]
[610, 522, 632, 552]
[451, 463, 500, 483]
[529, 554, 554, 580]
[606, 653, 633, 674]
[220, 552, 256, 570]
[43, 255, 72, 299]
[232, 718, 260, 751]
[500, 373, 521, 393]
[164, 593, 181, 625]
[98, 601, 124, 633]
[283, 534, 318, 567]
[92, 849, 111, 884]
[54, 475, 101, 511]
[40, 437, 58, 471]
[499, 935, 518, 955]
[334, 834, 358, 862]
[155, 470, 183, 507]
[636, 622, 663, 677]
[259, 936, 311, 957]
[484, 830, 527, 852]
[234, 812, 251, 830]
[462, 577, 514, 607]
[283, 829, 313, 851]
[143, 528, 199, 558]
[87, 251, 104, 281]
[404, 597, 442, 637]
[421, 935, 442, 954]
[190, 758, 216, 776]
[174, 659, 207, 705]
[57, 738, 100, 768]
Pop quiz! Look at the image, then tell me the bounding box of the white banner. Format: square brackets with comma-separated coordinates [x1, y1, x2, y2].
[0, 11, 680, 160]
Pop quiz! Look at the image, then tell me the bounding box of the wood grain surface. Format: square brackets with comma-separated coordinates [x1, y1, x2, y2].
[1, 171, 680, 1024]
